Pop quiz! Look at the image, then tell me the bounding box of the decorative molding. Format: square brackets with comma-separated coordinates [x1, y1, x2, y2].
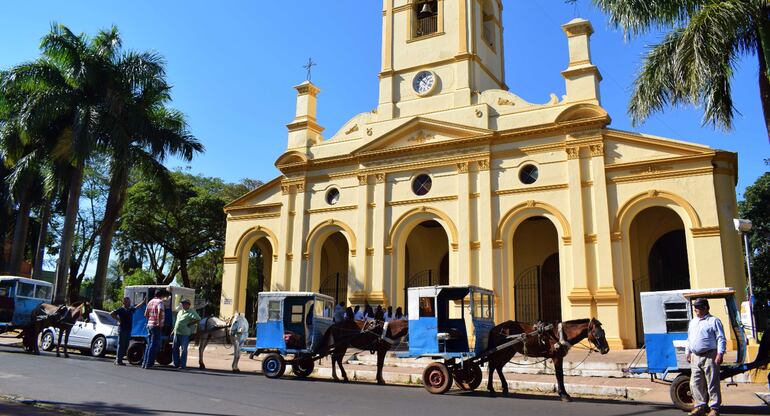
[367, 202, 376, 209]
[375, 173, 386, 183]
[497, 97, 516, 106]
[350, 249, 357, 257]
[494, 183, 568, 196]
[281, 184, 291, 195]
[567, 288, 593, 303]
[457, 162, 469, 173]
[562, 236, 572, 245]
[302, 252, 310, 260]
[357, 174, 368, 185]
[366, 127, 373, 136]
[451, 243, 459, 252]
[610, 232, 622, 242]
[470, 241, 481, 250]
[594, 287, 620, 304]
[475, 109, 483, 118]
[286, 253, 294, 261]
[306, 205, 358, 214]
[407, 130, 436, 144]
[469, 192, 481, 199]
[223, 256, 238, 264]
[691, 226, 721, 238]
[224, 202, 283, 214]
[384, 246, 393, 255]
[607, 167, 713, 184]
[476, 159, 490, 171]
[581, 181, 593, 188]
[295, 182, 305, 193]
[387, 195, 458, 206]
[345, 124, 359, 135]
[228, 212, 281, 221]
[589, 143, 604, 157]
[630, 164, 674, 175]
[366, 247, 375, 256]
[566, 146, 580, 159]
[584, 234, 598, 244]
[493, 239, 504, 249]
[289, 211, 296, 217]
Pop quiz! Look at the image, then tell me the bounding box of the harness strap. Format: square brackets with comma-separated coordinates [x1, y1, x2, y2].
[556, 322, 572, 353]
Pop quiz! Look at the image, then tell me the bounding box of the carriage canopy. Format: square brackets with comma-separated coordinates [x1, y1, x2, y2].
[0, 276, 53, 327]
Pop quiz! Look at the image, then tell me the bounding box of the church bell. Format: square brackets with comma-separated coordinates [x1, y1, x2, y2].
[418, 3, 433, 19]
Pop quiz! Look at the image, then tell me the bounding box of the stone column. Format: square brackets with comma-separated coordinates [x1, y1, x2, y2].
[289, 181, 308, 291]
[371, 173, 388, 304]
[456, 162, 472, 285]
[351, 174, 371, 304]
[476, 159, 494, 291]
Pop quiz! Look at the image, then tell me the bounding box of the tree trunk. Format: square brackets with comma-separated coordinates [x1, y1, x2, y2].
[54, 163, 84, 304]
[31, 195, 52, 280]
[67, 263, 81, 304]
[92, 163, 129, 309]
[180, 257, 190, 288]
[9, 174, 34, 275]
[758, 8, 770, 142]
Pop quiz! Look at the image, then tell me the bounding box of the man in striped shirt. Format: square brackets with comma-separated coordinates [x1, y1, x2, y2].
[142, 289, 171, 369]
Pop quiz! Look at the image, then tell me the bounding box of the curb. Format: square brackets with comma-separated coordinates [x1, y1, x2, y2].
[309, 367, 651, 401]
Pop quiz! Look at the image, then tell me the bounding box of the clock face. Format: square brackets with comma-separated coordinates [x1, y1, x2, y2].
[413, 70, 436, 96]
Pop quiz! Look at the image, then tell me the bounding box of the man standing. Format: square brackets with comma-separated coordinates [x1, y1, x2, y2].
[685, 298, 726, 416]
[172, 299, 200, 370]
[142, 289, 170, 369]
[333, 301, 345, 323]
[110, 296, 145, 365]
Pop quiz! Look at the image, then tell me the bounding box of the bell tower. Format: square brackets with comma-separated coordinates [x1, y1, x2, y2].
[377, 0, 506, 119]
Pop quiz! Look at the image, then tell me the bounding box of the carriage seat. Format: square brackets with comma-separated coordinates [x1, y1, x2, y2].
[284, 331, 305, 349]
[0, 297, 13, 322]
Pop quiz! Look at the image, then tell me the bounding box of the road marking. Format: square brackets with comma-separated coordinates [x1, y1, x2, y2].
[0, 374, 25, 379]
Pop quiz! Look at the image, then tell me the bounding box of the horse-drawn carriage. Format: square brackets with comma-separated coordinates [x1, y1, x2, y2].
[627, 287, 770, 410]
[0, 276, 53, 335]
[123, 285, 196, 366]
[252, 291, 335, 378]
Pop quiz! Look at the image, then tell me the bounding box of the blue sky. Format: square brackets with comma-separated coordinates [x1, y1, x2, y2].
[1, 1, 768, 198]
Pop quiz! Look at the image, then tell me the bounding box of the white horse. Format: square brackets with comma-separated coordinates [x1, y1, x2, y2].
[196, 313, 250, 372]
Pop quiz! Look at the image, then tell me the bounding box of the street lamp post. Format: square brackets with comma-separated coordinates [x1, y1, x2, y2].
[734, 218, 756, 340]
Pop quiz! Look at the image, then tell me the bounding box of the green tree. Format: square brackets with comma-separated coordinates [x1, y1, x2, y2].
[118, 172, 226, 288]
[90, 42, 202, 308]
[569, 0, 770, 139]
[739, 171, 770, 329]
[4, 24, 123, 302]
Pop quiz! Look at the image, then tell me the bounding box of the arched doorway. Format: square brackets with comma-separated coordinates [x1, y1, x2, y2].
[512, 217, 561, 323]
[244, 243, 269, 333]
[404, 220, 449, 312]
[318, 232, 349, 304]
[630, 207, 690, 346]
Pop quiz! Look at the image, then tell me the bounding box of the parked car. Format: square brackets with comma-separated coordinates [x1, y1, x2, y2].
[40, 309, 119, 357]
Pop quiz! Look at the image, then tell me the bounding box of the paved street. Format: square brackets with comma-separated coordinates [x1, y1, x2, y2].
[1, 346, 767, 416]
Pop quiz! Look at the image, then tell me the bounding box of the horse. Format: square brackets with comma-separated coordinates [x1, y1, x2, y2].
[196, 313, 250, 372]
[22, 301, 91, 357]
[485, 318, 609, 401]
[319, 318, 408, 385]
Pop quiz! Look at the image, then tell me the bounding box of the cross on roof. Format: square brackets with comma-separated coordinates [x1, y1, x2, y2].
[303, 58, 317, 81]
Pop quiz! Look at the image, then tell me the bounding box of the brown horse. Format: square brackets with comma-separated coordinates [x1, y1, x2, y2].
[24, 301, 91, 357]
[319, 318, 408, 385]
[486, 318, 609, 401]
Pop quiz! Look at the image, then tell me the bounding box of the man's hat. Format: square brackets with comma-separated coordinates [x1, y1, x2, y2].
[180, 299, 191, 305]
[693, 298, 709, 308]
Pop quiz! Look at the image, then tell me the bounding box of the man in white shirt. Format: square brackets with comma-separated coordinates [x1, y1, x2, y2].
[685, 298, 726, 416]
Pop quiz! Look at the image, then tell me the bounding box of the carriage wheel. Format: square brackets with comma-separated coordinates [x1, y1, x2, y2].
[262, 353, 286, 379]
[422, 362, 453, 394]
[670, 374, 694, 411]
[453, 362, 483, 391]
[292, 357, 315, 378]
[126, 341, 145, 365]
[156, 345, 173, 366]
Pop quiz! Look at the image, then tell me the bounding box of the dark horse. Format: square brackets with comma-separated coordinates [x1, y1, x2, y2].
[319, 319, 408, 385]
[22, 301, 91, 357]
[486, 318, 609, 401]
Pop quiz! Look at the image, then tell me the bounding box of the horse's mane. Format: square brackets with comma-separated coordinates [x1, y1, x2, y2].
[563, 318, 591, 325]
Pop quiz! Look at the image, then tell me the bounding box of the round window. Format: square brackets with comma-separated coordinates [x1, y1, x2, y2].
[519, 164, 539, 185]
[325, 188, 340, 205]
[412, 174, 432, 196]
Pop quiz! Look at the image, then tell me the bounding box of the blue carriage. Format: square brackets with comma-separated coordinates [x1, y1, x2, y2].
[123, 285, 196, 366]
[253, 291, 335, 378]
[0, 276, 53, 333]
[399, 285, 496, 393]
[627, 288, 770, 410]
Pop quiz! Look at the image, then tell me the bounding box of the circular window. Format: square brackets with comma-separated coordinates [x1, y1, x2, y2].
[519, 164, 539, 185]
[325, 188, 340, 205]
[412, 174, 432, 196]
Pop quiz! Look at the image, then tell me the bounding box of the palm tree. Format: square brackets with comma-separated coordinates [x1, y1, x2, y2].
[4, 24, 122, 302]
[570, 0, 770, 139]
[90, 49, 202, 308]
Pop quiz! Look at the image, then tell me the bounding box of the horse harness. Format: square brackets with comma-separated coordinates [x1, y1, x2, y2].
[521, 321, 572, 357]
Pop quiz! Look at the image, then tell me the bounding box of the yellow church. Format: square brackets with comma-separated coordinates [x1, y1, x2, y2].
[220, 0, 744, 349]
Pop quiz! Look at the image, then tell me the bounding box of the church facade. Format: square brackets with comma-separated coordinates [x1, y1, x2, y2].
[220, 0, 744, 349]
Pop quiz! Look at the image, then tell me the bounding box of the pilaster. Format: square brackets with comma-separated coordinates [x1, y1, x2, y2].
[565, 145, 591, 319]
[355, 174, 370, 298]
[476, 159, 494, 291]
[456, 162, 472, 285]
[288, 180, 308, 291]
[372, 173, 387, 298]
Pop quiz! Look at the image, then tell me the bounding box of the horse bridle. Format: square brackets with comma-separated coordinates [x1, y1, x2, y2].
[584, 320, 605, 353]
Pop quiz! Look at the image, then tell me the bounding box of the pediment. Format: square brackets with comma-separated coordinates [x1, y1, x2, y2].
[603, 129, 715, 166]
[353, 117, 492, 155]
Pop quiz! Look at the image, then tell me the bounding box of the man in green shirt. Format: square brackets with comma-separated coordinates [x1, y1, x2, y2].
[172, 299, 200, 369]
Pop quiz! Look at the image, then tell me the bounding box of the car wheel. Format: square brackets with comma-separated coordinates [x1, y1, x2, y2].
[91, 336, 107, 358]
[40, 331, 55, 352]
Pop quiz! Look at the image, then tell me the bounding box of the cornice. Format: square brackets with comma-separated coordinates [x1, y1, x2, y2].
[224, 202, 282, 214]
[607, 167, 713, 184]
[494, 183, 568, 196]
[691, 226, 721, 238]
[387, 195, 458, 207]
[306, 204, 358, 215]
[228, 212, 281, 222]
[605, 153, 716, 171]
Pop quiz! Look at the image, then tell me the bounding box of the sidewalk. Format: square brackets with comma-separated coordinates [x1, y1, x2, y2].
[0, 395, 84, 416]
[190, 343, 769, 408]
